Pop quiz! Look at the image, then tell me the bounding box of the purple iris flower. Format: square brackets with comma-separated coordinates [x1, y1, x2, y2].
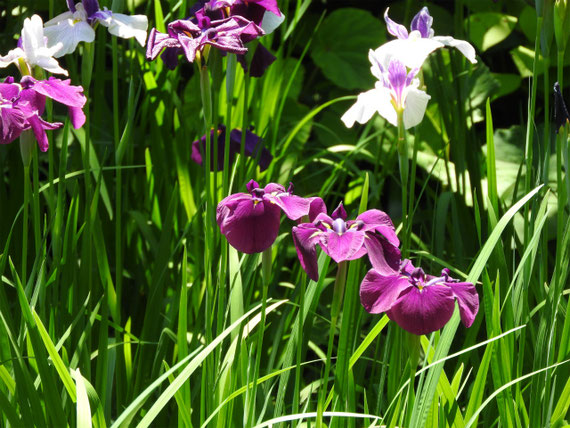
[292, 202, 400, 281]
[191, 125, 272, 171]
[217, 180, 319, 253]
[200, 0, 282, 29]
[146, 14, 263, 69]
[0, 76, 86, 151]
[360, 260, 479, 335]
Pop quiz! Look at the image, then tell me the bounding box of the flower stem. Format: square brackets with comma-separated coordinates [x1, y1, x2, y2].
[397, 110, 409, 256]
[239, 73, 250, 185]
[317, 261, 348, 428]
[246, 248, 272, 427]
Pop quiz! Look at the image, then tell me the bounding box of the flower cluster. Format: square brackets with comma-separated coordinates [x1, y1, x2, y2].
[0, 76, 87, 151]
[217, 183, 479, 335]
[342, 7, 477, 130]
[146, 0, 283, 75]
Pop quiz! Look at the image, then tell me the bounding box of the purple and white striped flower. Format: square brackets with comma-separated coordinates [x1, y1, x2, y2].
[360, 259, 479, 335]
[341, 56, 430, 129]
[375, 7, 477, 70]
[44, 0, 148, 58]
[292, 202, 400, 281]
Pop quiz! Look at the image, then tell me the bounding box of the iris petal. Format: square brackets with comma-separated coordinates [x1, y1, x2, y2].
[359, 270, 411, 313]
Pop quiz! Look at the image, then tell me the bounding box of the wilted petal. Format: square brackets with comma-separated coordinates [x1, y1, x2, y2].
[360, 269, 411, 313]
[402, 86, 430, 129]
[97, 11, 149, 46]
[432, 35, 477, 64]
[216, 193, 281, 253]
[449, 282, 479, 328]
[292, 224, 322, 281]
[389, 286, 456, 335]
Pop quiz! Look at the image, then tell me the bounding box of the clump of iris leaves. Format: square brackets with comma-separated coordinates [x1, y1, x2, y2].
[0, 0, 569, 427]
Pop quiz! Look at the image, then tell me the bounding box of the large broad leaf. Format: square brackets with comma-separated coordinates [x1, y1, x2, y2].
[311, 8, 385, 90]
[466, 12, 517, 51]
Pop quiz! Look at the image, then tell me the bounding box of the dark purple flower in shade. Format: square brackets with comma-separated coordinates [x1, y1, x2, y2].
[191, 125, 272, 171]
[217, 180, 319, 253]
[360, 260, 479, 335]
[146, 15, 263, 69]
[0, 76, 86, 151]
[292, 202, 400, 281]
[554, 82, 569, 132]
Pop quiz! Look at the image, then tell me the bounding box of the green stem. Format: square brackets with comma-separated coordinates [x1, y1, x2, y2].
[397, 110, 409, 257]
[239, 73, 250, 184]
[224, 54, 237, 196]
[246, 248, 272, 427]
[317, 261, 348, 428]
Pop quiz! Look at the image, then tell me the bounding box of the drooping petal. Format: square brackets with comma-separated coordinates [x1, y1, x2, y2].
[432, 35, 477, 64]
[216, 193, 281, 253]
[307, 197, 326, 222]
[0, 48, 24, 69]
[248, 43, 276, 77]
[359, 269, 411, 314]
[388, 285, 456, 335]
[267, 193, 311, 220]
[320, 230, 365, 263]
[44, 19, 95, 57]
[371, 37, 443, 70]
[402, 86, 430, 129]
[0, 104, 28, 144]
[363, 233, 401, 275]
[383, 8, 409, 39]
[96, 11, 149, 46]
[292, 224, 322, 281]
[27, 114, 62, 152]
[341, 87, 391, 127]
[449, 282, 479, 328]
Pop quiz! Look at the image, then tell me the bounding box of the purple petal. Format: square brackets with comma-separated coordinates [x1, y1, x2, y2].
[384, 8, 409, 39]
[249, 42, 276, 77]
[292, 223, 322, 281]
[359, 269, 411, 314]
[0, 82, 20, 99]
[449, 282, 479, 328]
[320, 229, 365, 263]
[389, 285, 456, 335]
[307, 197, 326, 222]
[363, 233, 401, 275]
[31, 78, 87, 108]
[83, 0, 101, 18]
[331, 202, 347, 220]
[68, 106, 86, 129]
[269, 194, 311, 220]
[229, 127, 272, 170]
[66, 0, 77, 12]
[387, 59, 408, 104]
[0, 104, 28, 144]
[410, 7, 433, 39]
[216, 193, 281, 253]
[27, 115, 62, 152]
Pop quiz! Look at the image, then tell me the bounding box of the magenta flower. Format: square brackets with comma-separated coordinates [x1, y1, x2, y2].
[0, 76, 86, 151]
[191, 125, 272, 171]
[360, 259, 479, 335]
[200, 0, 283, 33]
[216, 180, 318, 253]
[292, 203, 400, 281]
[146, 14, 263, 69]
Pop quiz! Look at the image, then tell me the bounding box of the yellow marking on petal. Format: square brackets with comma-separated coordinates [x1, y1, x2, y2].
[309, 231, 323, 239]
[322, 223, 332, 229]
